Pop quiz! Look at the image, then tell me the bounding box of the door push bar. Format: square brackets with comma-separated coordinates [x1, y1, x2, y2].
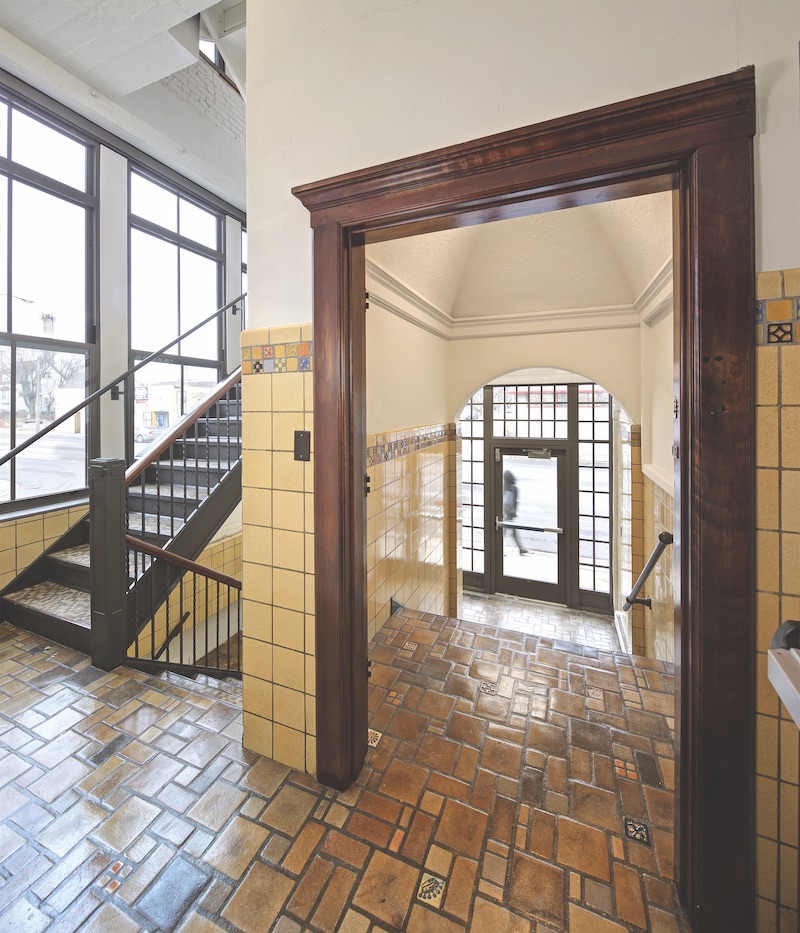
[495, 518, 563, 534]
[623, 531, 674, 611]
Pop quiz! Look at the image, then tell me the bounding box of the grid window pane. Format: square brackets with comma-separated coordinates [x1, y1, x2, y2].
[11, 110, 86, 191]
[131, 172, 177, 231]
[458, 389, 485, 576]
[12, 182, 86, 341]
[180, 198, 217, 249]
[577, 383, 612, 594]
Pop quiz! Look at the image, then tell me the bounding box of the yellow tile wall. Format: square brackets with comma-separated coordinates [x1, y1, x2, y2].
[616, 417, 634, 651]
[240, 323, 315, 774]
[628, 427, 647, 656]
[0, 504, 88, 591]
[129, 532, 242, 657]
[755, 267, 800, 933]
[366, 424, 461, 641]
[641, 478, 675, 663]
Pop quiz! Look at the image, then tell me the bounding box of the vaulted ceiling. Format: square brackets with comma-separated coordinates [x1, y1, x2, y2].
[366, 191, 672, 327]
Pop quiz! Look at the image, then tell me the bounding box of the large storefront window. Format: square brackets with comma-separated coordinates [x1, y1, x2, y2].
[129, 170, 224, 455]
[0, 97, 94, 506]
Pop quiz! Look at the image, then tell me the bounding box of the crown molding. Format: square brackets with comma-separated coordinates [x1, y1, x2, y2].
[367, 257, 642, 341]
[636, 258, 674, 326]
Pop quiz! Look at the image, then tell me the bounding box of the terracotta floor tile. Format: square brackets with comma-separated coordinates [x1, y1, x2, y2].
[379, 759, 428, 806]
[202, 816, 269, 880]
[557, 816, 611, 882]
[0, 609, 686, 933]
[221, 860, 294, 932]
[352, 850, 419, 929]
[508, 849, 565, 925]
[435, 800, 487, 859]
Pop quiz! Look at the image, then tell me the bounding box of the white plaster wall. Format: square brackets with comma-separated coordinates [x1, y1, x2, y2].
[641, 312, 675, 493]
[247, 0, 800, 329]
[447, 328, 641, 425]
[366, 307, 450, 435]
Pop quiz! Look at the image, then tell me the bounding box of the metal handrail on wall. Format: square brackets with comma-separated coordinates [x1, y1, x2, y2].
[0, 293, 246, 470]
[623, 531, 674, 611]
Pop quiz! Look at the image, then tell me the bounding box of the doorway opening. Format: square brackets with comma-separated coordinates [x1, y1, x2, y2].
[294, 69, 756, 931]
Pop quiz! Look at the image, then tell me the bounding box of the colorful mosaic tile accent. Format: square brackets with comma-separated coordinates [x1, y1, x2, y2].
[755, 271, 800, 345]
[241, 341, 313, 375]
[366, 424, 458, 467]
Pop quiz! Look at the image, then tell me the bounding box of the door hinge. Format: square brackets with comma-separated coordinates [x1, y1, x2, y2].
[494, 448, 500, 462]
[672, 444, 679, 460]
[365, 291, 370, 311]
[673, 397, 679, 418]
[364, 473, 371, 496]
[367, 660, 373, 678]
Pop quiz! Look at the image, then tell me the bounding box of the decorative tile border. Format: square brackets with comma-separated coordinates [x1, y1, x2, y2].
[366, 424, 457, 467]
[755, 269, 800, 346]
[241, 341, 313, 374]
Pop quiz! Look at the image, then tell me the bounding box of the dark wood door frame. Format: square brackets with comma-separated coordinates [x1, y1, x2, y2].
[294, 68, 756, 932]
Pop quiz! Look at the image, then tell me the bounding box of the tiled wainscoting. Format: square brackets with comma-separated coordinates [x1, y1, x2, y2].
[0, 505, 89, 592]
[755, 267, 800, 933]
[640, 480, 674, 664]
[240, 325, 316, 774]
[366, 425, 461, 641]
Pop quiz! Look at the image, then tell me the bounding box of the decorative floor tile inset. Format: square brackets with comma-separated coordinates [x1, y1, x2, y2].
[367, 729, 382, 748]
[479, 681, 498, 695]
[417, 872, 446, 908]
[625, 817, 651, 845]
[615, 759, 638, 781]
[403, 642, 418, 651]
[587, 686, 604, 700]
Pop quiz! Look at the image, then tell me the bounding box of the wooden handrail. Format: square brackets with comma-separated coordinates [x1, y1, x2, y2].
[126, 534, 242, 589]
[126, 367, 242, 486]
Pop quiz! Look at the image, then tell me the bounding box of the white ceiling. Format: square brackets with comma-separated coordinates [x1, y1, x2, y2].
[0, 0, 246, 99]
[367, 191, 672, 322]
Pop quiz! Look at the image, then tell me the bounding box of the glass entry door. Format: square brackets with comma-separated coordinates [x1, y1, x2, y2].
[495, 448, 568, 604]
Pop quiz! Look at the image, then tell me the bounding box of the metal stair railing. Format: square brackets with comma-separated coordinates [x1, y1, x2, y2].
[125, 535, 242, 678]
[0, 293, 246, 472]
[623, 531, 674, 611]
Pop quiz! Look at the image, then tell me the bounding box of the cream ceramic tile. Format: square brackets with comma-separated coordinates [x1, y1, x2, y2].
[757, 408, 779, 468]
[242, 487, 273, 526]
[781, 344, 800, 406]
[243, 523, 272, 567]
[242, 712, 272, 759]
[305, 695, 316, 735]
[272, 646, 305, 690]
[242, 637, 273, 681]
[757, 271, 783, 300]
[272, 373, 304, 412]
[43, 511, 70, 539]
[16, 518, 43, 547]
[781, 471, 800, 533]
[243, 412, 273, 451]
[269, 324, 302, 344]
[272, 567, 305, 613]
[243, 598, 273, 644]
[243, 562, 273, 605]
[783, 268, 800, 297]
[243, 674, 273, 720]
[242, 450, 273, 489]
[272, 452, 305, 493]
[781, 408, 800, 468]
[300, 323, 313, 341]
[781, 533, 800, 596]
[273, 724, 305, 770]
[273, 685, 305, 732]
[305, 615, 315, 655]
[756, 714, 779, 777]
[272, 607, 305, 652]
[241, 326, 271, 347]
[16, 542, 44, 570]
[272, 529, 304, 572]
[758, 471, 780, 536]
[272, 412, 306, 452]
[0, 524, 15, 551]
[242, 374, 272, 412]
[273, 491, 305, 533]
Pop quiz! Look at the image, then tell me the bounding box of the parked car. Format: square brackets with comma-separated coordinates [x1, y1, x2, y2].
[135, 426, 164, 443]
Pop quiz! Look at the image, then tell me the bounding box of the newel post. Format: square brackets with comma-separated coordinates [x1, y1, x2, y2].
[90, 458, 127, 671]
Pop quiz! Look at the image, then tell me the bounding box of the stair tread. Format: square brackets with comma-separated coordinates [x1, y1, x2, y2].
[127, 512, 187, 536]
[4, 581, 91, 627]
[50, 544, 91, 568]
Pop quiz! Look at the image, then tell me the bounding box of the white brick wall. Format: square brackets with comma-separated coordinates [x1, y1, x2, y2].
[162, 61, 245, 144]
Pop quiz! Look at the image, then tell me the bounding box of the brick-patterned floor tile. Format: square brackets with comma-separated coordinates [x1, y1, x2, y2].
[0, 612, 687, 933]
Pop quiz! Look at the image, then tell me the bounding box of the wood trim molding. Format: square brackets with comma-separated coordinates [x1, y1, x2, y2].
[296, 67, 756, 932]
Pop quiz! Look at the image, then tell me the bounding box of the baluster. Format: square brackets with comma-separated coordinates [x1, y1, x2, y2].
[192, 574, 197, 666]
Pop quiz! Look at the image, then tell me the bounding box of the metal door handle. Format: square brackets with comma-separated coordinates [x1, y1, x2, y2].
[495, 517, 562, 534]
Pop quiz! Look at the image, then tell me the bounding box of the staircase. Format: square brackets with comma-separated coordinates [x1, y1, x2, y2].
[0, 375, 242, 658]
